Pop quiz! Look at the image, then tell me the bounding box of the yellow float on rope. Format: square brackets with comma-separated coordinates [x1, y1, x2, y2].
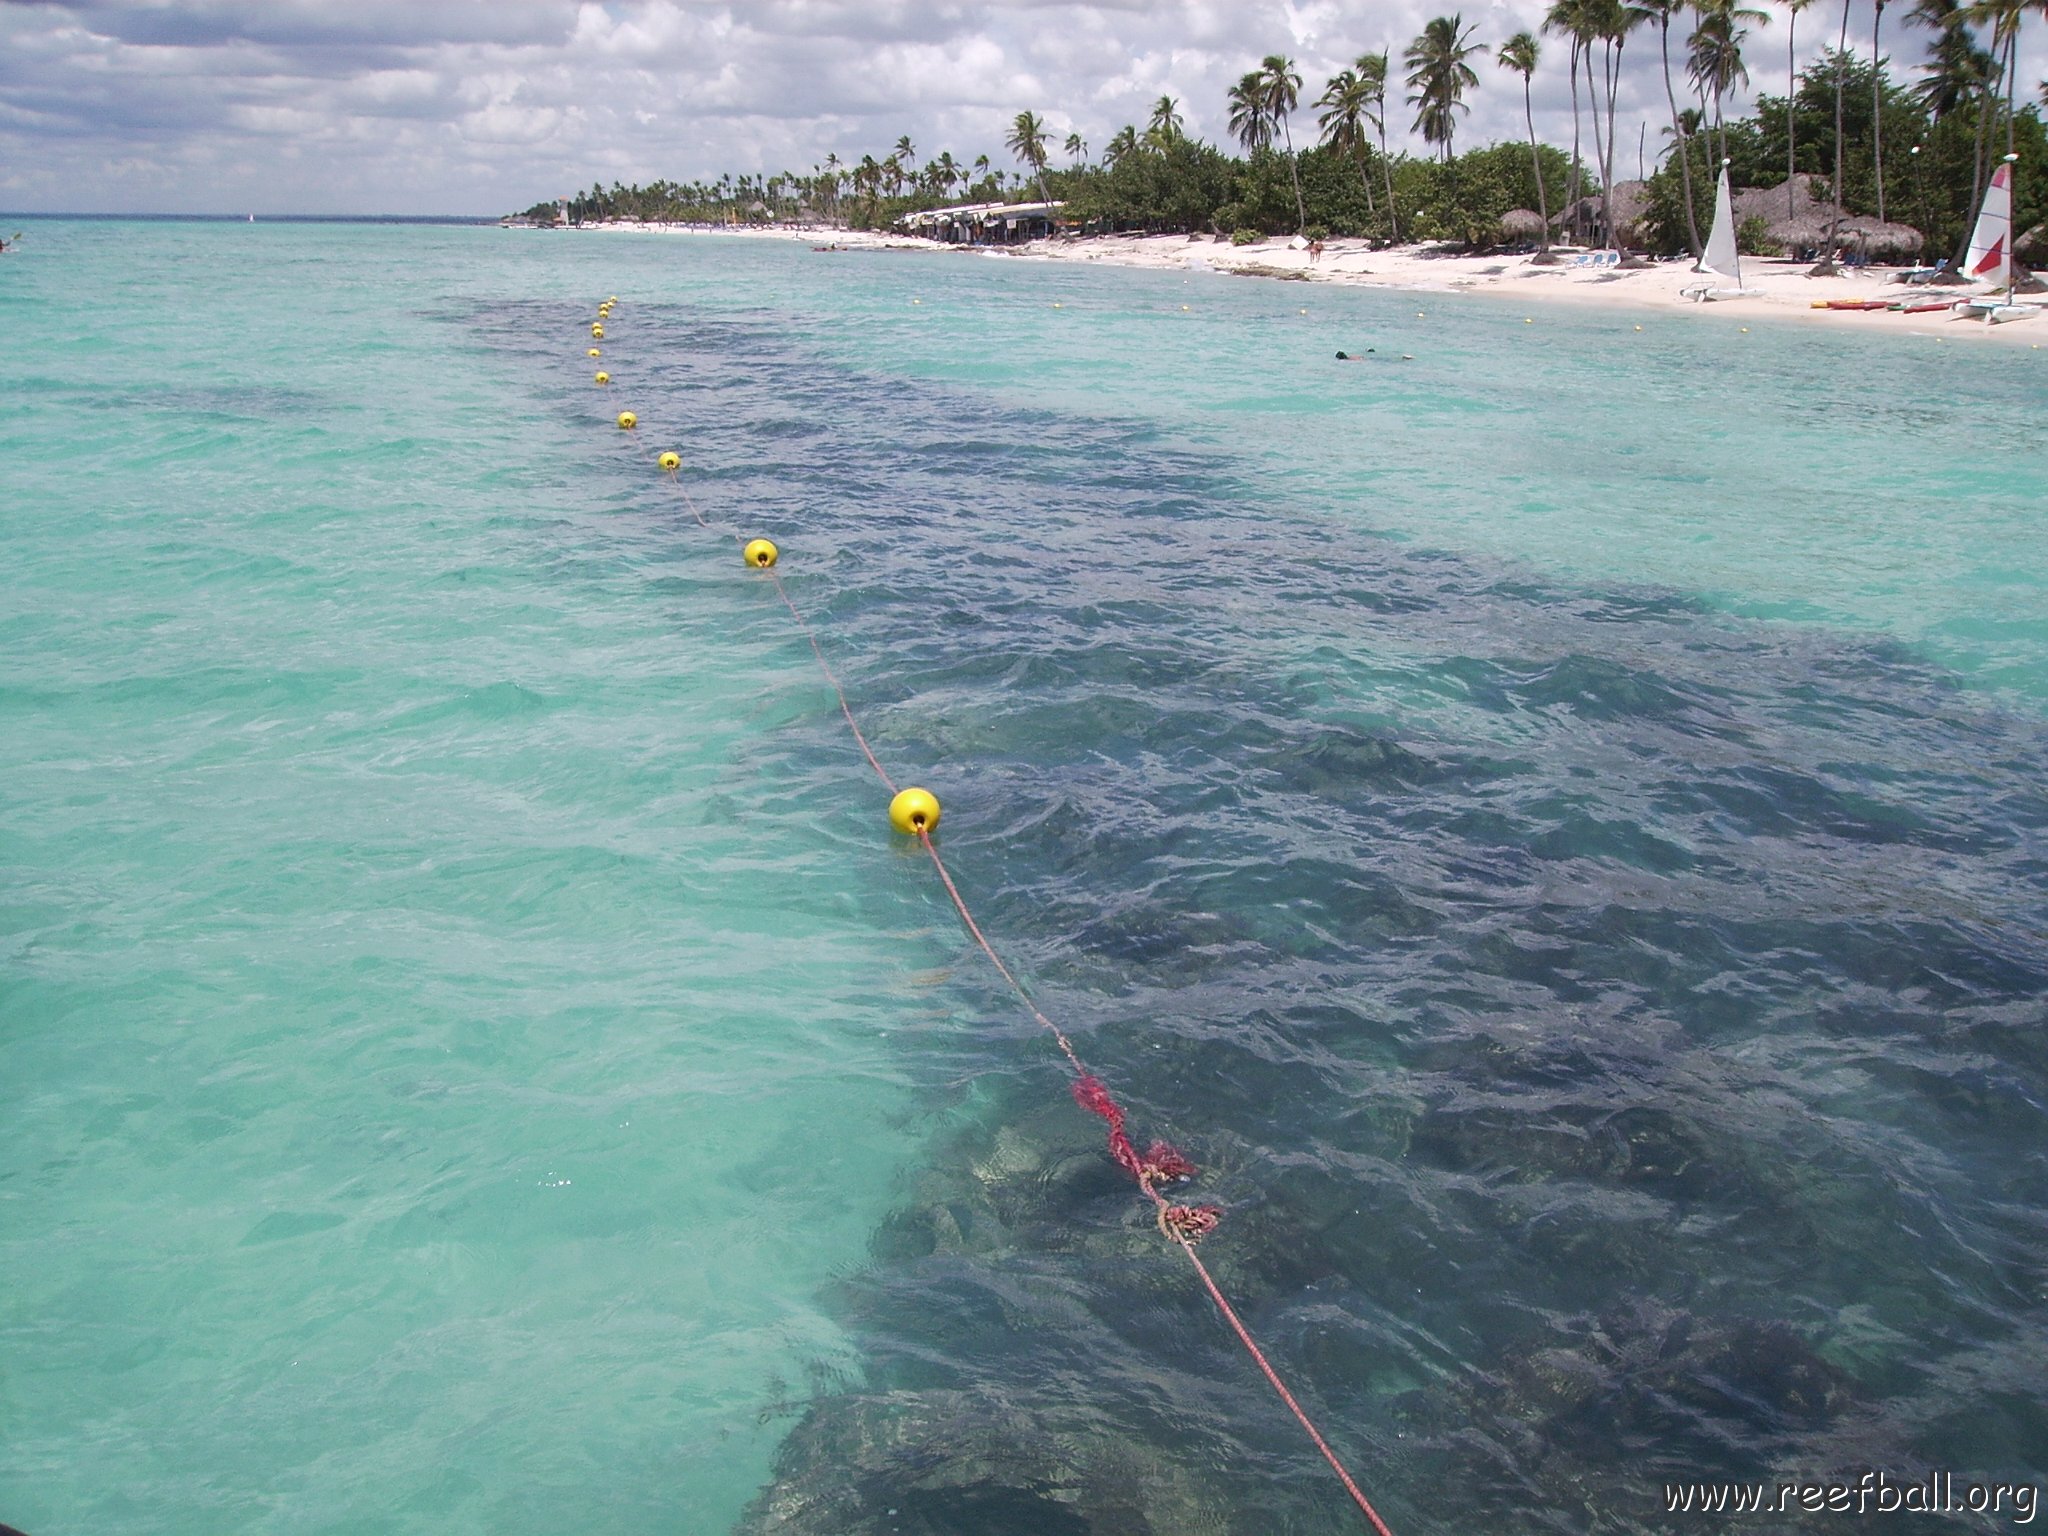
[588, 347, 601, 357]
[889, 787, 941, 836]
[743, 538, 778, 569]
[658, 451, 681, 473]
[595, 371, 610, 385]
[616, 410, 637, 430]
[592, 323, 605, 338]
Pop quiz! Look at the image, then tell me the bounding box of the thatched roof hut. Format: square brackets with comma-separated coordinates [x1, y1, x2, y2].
[1734, 176, 1923, 258]
[1499, 208, 1547, 241]
[1554, 180, 1650, 246]
[1764, 212, 1924, 259]
[1733, 175, 1832, 226]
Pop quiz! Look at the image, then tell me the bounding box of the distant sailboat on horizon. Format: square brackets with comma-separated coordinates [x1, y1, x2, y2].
[1682, 161, 1756, 302]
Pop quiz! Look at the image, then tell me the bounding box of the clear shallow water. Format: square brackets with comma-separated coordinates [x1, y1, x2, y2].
[2, 222, 2044, 1535]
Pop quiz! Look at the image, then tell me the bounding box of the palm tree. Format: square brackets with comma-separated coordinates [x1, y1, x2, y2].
[1635, 0, 1703, 257]
[934, 151, 961, 200]
[1544, 0, 1591, 241]
[1317, 67, 1379, 214]
[1007, 111, 1053, 202]
[1257, 55, 1310, 229]
[1822, 0, 1853, 266]
[1872, 0, 1889, 221]
[1498, 31, 1551, 249]
[1405, 14, 1488, 161]
[1357, 52, 1401, 240]
[1589, 0, 1644, 251]
[1690, 0, 1767, 165]
[1104, 125, 1140, 166]
[1783, 0, 1818, 214]
[1064, 131, 1088, 167]
[1910, 0, 1996, 116]
[1149, 95, 1185, 143]
[1227, 70, 1274, 153]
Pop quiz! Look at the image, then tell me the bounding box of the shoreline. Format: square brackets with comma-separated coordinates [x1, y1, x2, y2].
[575, 221, 2046, 347]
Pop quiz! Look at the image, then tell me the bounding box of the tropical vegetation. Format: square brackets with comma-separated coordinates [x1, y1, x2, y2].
[518, 2, 2046, 265]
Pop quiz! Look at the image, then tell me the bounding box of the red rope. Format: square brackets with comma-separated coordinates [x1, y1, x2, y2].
[603, 312, 1395, 1535]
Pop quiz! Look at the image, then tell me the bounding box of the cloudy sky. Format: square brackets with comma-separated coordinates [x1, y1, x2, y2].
[0, 0, 2027, 216]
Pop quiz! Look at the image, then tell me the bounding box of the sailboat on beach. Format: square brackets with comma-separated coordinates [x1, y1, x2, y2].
[1951, 154, 2037, 324]
[1681, 161, 1756, 302]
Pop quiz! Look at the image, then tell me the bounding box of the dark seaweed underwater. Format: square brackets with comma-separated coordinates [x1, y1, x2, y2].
[498, 292, 2048, 1536]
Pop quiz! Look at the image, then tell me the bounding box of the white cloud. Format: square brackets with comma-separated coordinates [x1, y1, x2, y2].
[0, 0, 2035, 214]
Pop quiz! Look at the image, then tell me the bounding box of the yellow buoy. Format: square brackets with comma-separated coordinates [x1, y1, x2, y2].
[607, 296, 617, 304]
[1181, 304, 1190, 311]
[1740, 326, 1749, 333]
[588, 347, 601, 357]
[592, 323, 604, 338]
[594, 371, 610, 385]
[743, 538, 778, 569]
[889, 787, 941, 836]
[658, 451, 681, 473]
[1633, 325, 1643, 331]
[1524, 317, 1533, 324]
[616, 410, 637, 430]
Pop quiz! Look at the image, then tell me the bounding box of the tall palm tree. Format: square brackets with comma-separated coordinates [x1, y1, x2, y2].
[1635, 0, 1703, 256]
[1405, 14, 1488, 161]
[1588, 0, 1643, 251]
[1064, 131, 1088, 167]
[1783, 0, 1818, 214]
[1104, 124, 1140, 166]
[1007, 111, 1053, 202]
[1872, 0, 1889, 220]
[1358, 51, 1400, 239]
[1823, 0, 1853, 264]
[935, 151, 961, 199]
[1498, 31, 1551, 249]
[1690, 0, 1767, 166]
[1149, 95, 1185, 142]
[1316, 67, 1379, 214]
[1258, 55, 1310, 230]
[1544, 0, 1591, 240]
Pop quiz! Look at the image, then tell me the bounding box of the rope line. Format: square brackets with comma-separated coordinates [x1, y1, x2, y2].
[596, 303, 1394, 1536]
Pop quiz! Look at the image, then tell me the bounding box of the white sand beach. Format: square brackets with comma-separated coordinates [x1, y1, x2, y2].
[590, 220, 2048, 347]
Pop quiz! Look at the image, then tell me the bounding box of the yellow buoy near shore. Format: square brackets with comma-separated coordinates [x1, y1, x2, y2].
[592, 323, 604, 338]
[594, 371, 609, 385]
[744, 538, 778, 569]
[658, 451, 681, 473]
[588, 347, 601, 357]
[889, 787, 941, 835]
[616, 410, 636, 430]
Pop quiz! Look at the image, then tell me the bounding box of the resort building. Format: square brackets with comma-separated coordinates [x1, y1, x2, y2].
[893, 200, 1065, 245]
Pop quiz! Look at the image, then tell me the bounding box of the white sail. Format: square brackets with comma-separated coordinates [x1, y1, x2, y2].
[1697, 165, 1741, 285]
[1964, 157, 2014, 289]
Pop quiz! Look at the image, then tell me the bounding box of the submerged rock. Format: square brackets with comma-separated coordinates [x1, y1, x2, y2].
[735, 1387, 1230, 1536]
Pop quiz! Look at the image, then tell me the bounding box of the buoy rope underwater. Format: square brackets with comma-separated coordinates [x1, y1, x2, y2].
[580, 300, 1397, 1536]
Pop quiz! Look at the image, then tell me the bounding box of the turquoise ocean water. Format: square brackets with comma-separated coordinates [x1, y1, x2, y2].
[2, 221, 2044, 1534]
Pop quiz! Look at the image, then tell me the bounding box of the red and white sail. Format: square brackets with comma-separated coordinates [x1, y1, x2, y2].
[1964, 157, 2014, 288]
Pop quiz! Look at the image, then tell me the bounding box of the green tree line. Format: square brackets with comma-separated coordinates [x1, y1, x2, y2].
[521, 1, 2047, 263]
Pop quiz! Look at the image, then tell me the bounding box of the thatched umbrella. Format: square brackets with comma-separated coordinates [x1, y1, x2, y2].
[1500, 208, 1546, 242]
